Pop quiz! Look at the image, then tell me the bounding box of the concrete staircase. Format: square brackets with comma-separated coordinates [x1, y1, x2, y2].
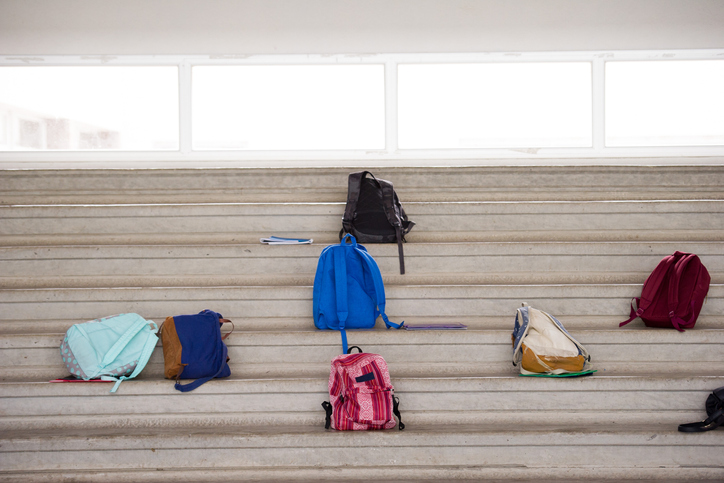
[1, 165, 722, 481]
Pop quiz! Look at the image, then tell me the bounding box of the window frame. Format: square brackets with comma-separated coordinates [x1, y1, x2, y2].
[1, 49, 723, 167]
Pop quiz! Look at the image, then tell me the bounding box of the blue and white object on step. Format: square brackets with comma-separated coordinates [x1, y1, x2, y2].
[313, 234, 403, 353]
[59, 313, 159, 393]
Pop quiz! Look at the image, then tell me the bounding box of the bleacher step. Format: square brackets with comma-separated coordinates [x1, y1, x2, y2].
[1, 468, 723, 483]
[2, 165, 723, 205]
[2, 375, 722, 432]
[1, 241, 722, 289]
[3, 329, 724, 380]
[2, 314, 722, 335]
[1, 165, 722, 481]
[2, 285, 721, 329]
[2, 200, 722, 246]
[2, 423, 722, 479]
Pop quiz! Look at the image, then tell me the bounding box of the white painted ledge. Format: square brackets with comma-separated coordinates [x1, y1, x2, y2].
[1, 155, 724, 170]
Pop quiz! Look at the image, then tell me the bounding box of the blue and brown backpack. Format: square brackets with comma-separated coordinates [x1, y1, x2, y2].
[160, 309, 233, 392]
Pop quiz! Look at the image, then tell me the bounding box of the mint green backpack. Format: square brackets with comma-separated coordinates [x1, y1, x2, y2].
[60, 313, 159, 393]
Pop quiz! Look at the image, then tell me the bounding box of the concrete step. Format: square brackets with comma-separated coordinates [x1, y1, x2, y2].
[1, 165, 722, 481]
[2, 468, 723, 483]
[8, 360, 724, 383]
[2, 165, 724, 204]
[1, 423, 722, 479]
[2, 329, 723, 382]
[5, 314, 723, 339]
[2, 375, 722, 429]
[1, 242, 722, 289]
[1, 285, 721, 329]
[2, 200, 723, 246]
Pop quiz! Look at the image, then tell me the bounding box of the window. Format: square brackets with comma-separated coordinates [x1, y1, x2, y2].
[18, 119, 42, 149]
[398, 62, 592, 149]
[0, 51, 722, 164]
[0, 66, 179, 151]
[0, 113, 7, 145]
[605, 60, 724, 147]
[192, 65, 385, 150]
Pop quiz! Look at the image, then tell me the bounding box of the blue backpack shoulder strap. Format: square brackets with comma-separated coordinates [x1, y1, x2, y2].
[103, 323, 159, 393]
[334, 245, 349, 327]
[97, 314, 159, 393]
[334, 244, 350, 353]
[313, 244, 335, 327]
[355, 244, 404, 330]
[100, 314, 151, 367]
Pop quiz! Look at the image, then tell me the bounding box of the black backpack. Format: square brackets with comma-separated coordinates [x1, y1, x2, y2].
[340, 171, 415, 274]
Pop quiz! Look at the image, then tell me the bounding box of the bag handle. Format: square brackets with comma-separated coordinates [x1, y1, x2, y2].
[220, 318, 234, 340]
[175, 343, 228, 393]
[678, 405, 724, 432]
[340, 233, 357, 247]
[679, 386, 724, 432]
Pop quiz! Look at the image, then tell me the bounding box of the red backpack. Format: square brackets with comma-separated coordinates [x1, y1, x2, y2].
[620, 251, 710, 331]
[321, 346, 404, 431]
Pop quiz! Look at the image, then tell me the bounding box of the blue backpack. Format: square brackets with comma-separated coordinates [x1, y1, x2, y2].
[313, 234, 403, 353]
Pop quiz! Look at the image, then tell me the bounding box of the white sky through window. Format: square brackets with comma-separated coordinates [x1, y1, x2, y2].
[397, 62, 593, 149]
[192, 65, 385, 150]
[0, 56, 722, 155]
[605, 60, 724, 146]
[0, 66, 179, 150]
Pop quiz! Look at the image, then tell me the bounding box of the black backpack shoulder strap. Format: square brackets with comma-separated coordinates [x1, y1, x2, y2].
[378, 179, 407, 275]
[378, 178, 400, 228]
[341, 171, 374, 238]
[394, 190, 415, 235]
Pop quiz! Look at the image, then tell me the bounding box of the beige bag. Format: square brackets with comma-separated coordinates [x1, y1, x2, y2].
[512, 304, 592, 375]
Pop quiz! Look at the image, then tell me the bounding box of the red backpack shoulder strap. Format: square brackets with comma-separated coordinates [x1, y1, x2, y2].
[619, 253, 677, 327]
[668, 252, 702, 331]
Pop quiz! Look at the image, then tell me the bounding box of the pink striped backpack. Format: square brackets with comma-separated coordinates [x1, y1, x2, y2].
[322, 346, 404, 431]
[620, 251, 710, 331]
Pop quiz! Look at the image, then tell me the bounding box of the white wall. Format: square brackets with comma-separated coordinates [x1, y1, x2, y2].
[1, 0, 723, 56]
